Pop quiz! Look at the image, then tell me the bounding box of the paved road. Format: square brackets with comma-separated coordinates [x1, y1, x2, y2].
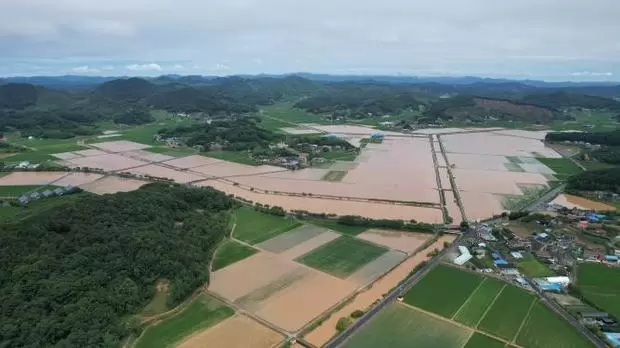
[524, 278, 607, 348]
[324, 233, 467, 348]
[524, 183, 566, 212]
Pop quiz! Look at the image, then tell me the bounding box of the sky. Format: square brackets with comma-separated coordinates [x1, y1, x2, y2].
[1, 0, 619, 81]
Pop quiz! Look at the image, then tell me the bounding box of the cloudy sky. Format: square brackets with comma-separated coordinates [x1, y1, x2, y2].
[1, 0, 619, 81]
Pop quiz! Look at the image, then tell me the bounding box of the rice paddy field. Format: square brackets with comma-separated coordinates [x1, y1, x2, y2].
[211, 239, 258, 271]
[232, 206, 302, 245]
[296, 236, 389, 278]
[577, 262, 620, 320]
[389, 265, 595, 348]
[134, 294, 234, 348]
[403, 265, 483, 318]
[342, 303, 472, 348]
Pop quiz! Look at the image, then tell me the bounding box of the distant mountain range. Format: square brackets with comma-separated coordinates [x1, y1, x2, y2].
[1, 73, 619, 90]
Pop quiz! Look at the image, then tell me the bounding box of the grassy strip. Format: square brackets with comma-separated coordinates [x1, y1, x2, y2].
[211, 239, 258, 271]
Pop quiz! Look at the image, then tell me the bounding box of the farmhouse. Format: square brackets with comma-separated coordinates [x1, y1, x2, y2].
[453, 246, 472, 265]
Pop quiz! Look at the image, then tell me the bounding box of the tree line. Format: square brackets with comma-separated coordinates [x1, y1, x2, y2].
[0, 183, 236, 348]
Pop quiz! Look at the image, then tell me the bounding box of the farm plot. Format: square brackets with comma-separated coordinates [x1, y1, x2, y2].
[279, 230, 340, 260]
[462, 333, 506, 348]
[212, 239, 258, 271]
[123, 149, 174, 162]
[516, 300, 595, 348]
[536, 157, 583, 177]
[441, 132, 561, 158]
[256, 224, 329, 254]
[208, 252, 303, 303]
[577, 262, 620, 319]
[477, 284, 536, 341]
[79, 176, 146, 194]
[233, 206, 302, 245]
[454, 277, 505, 326]
[127, 164, 205, 183]
[53, 172, 103, 186]
[134, 294, 234, 348]
[346, 250, 407, 285]
[163, 155, 222, 169]
[356, 229, 431, 254]
[255, 271, 357, 332]
[403, 265, 483, 318]
[90, 140, 151, 152]
[177, 315, 284, 348]
[65, 153, 148, 171]
[296, 237, 388, 279]
[342, 303, 472, 348]
[0, 171, 67, 185]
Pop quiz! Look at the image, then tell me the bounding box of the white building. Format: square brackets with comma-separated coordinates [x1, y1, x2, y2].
[454, 246, 472, 266]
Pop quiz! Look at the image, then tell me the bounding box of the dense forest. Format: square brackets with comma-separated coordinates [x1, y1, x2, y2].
[294, 83, 424, 117]
[545, 130, 620, 146]
[0, 183, 235, 348]
[567, 167, 620, 193]
[423, 95, 556, 124]
[520, 91, 620, 111]
[158, 117, 278, 151]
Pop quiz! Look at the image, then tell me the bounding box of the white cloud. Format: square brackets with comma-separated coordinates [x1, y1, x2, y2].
[212, 63, 231, 71]
[570, 71, 613, 77]
[172, 64, 184, 70]
[72, 65, 101, 74]
[125, 63, 162, 71]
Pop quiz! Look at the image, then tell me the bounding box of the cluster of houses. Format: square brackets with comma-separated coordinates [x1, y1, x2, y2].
[16, 185, 79, 205]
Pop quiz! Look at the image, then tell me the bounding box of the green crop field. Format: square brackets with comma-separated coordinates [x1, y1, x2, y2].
[342, 303, 471, 348]
[296, 236, 388, 278]
[462, 333, 505, 348]
[516, 300, 595, 348]
[454, 277, 505, 326]
[577, 262, 620, 320]
[403, 265, 483, 318]
[134, 294, 234, 348]
[261, 103, 327, 125]
[516, 253, 554, 278]
[233, 206, 302, 244]
[477, 284, 535, 341]
[536, 157, 583, 177]
[0, 192, 89, 224]
[212, 239, 258, 271]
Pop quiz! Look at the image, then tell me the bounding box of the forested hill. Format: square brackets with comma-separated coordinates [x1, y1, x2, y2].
[0, 183, 235, 348]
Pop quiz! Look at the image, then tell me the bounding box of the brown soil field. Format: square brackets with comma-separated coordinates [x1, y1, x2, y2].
[280, 127, 321, 135]
[234, 268, 312, 312]
[254, 271, 357, 332]
[198, 180, 444, 222]
[551, 194, 616, 211]
[54, 172, 103, 186]
[191, 162, 283, 178]
[176, 315, 284, 348]
[442, 132, 561, 158]
[208, 252, 303, 302]
[256, 225, 329, 254]
[231, 175, 440, 204]
[346, 250, 407, 285]
[127, 164, 205, 183]
[447, 153, 511, 171]
[72, 149, 108, 157]
[91, 140, 151, 152]
[280, 231, 341, 260]
[79, 176, 147, 194]
[124, 150, 174, 162]
[303, 235, 456, 346]
[459, 191, 505, 221]
[66, 153, 148, 171]
[0, 172, 67, 185]
[452, 169, 548, 195]
[52, 152, 83, 160]
[356, 229, 431, 254]
[163, 155, 222, 169]
[261, 168, 329, 181]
